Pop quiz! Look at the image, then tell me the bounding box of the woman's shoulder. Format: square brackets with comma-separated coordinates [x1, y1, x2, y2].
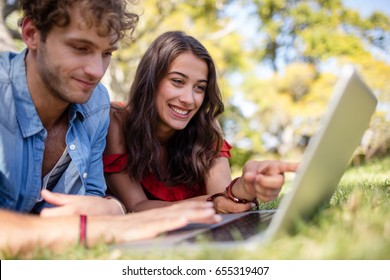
[105, 101, 128, 154]
[111, 101, 127, 119]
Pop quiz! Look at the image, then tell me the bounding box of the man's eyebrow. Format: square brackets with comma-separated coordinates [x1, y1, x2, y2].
[67, 38, 118, 51]
[167, 71, 208, 83]
[108, 46, 119, 52]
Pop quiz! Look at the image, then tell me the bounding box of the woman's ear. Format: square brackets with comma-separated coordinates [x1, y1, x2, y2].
[21, 17, 40, 50]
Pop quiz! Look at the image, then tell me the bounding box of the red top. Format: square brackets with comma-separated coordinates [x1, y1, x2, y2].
[103, 140, 232, 201]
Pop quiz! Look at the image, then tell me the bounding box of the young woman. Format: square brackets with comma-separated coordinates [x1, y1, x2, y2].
[103, 31, 298, 213]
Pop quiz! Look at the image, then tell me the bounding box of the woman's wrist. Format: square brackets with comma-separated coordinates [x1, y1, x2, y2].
[226, 177, 256, 203]
[206, 192, 228, 202]
[226, 177, 259, 209]
[207, 177, 258, 208]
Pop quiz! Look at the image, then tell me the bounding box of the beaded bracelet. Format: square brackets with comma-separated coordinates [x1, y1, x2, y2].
[206, 192, 228, 202]
[207, 177, 259, 208]
[226, 177, 259, 207]
[79, 215, 87, 247]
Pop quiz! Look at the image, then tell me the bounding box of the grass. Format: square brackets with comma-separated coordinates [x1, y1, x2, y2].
[3, 157, 390, 260]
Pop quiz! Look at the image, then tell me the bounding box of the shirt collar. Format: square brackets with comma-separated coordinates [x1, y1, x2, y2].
[68, 104, 86, 122]
[12, 49, 44, 138]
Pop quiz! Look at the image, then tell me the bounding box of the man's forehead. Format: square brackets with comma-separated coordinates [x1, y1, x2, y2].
[66, 5, 120, 45]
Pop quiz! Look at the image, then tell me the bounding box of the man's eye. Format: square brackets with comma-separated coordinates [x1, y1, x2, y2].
[73, 46, 87, 52]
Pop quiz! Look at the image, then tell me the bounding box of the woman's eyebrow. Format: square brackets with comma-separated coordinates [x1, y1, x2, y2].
[167, 71, 208, 83]
[167, 71, 188, 78]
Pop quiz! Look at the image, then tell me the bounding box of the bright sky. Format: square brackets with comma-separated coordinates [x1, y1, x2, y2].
[343, 0, 390, 17]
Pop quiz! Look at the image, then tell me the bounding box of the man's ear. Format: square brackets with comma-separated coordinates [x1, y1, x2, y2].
[21, 17, 40, 50]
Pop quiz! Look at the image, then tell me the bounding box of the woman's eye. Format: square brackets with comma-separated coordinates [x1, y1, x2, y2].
[172, 79, 184, 86]
[195, 84, 206, 92]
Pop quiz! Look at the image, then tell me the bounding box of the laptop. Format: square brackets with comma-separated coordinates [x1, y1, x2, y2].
[113, 65, 377, 250]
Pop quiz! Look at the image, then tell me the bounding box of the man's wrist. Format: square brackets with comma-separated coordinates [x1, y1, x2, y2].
[104, 195, 127, 215]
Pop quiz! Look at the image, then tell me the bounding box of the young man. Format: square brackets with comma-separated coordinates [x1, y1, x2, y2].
[0, 0, 221, 254]
[0, 0, 136, 215]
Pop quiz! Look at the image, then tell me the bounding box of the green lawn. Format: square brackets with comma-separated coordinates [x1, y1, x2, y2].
[5, 157, 390, 260]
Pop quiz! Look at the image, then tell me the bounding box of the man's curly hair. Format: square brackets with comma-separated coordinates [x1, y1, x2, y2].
[19, 0, 139, 42]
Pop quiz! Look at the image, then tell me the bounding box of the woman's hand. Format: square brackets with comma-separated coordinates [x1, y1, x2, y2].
[212, 195, 255, 214]
[238, 160, 299, 203]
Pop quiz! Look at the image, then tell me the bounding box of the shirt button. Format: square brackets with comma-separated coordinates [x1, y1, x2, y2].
[82, 173, 88, 179]
[69, 144, 76, 150]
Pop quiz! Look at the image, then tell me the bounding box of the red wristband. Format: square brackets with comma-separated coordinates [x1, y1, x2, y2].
[79, 215, 87, 247]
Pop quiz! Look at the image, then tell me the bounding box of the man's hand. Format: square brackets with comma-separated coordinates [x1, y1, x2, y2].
[39, 190, 124, 216]
[105, 201, 222, 243]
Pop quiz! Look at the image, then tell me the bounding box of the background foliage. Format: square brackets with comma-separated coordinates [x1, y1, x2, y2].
[2, 0, 390, 169]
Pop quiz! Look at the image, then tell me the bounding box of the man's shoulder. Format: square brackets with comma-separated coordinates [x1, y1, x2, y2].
[0, 51, 17, 62]
[76, 83, 111, 118]
[0, 51, 17, 78]
[0, 50, 26, 82]
[0, 52, 19, 131]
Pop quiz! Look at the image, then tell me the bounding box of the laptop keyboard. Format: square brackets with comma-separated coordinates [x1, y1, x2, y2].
[186, 211, 275, 242]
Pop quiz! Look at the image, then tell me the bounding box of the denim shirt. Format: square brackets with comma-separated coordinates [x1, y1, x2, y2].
[0, 49, 110, 213]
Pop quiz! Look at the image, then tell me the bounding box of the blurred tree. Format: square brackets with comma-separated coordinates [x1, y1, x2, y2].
[239, 0, 390, 161]
[0, 0, 18, 51]
[251, 0, 389, 71]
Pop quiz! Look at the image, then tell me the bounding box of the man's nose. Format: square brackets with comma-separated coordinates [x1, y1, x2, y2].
[84, 55, 105, 80]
